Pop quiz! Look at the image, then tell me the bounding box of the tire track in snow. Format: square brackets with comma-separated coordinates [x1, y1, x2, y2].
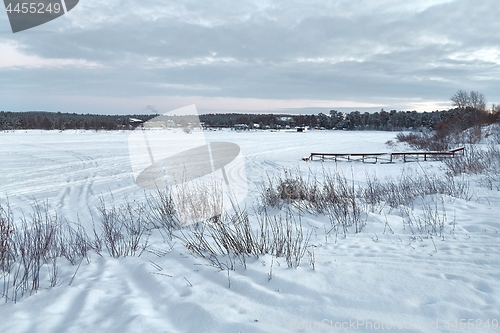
[26, 142, 99, 224]
[1, 137, 100, 225]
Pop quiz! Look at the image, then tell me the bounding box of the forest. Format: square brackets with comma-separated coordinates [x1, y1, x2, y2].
[2, 90, 499, 132]
[1, 108, 497, 132]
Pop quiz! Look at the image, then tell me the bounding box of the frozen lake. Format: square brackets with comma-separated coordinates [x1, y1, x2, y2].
[1, 129, 401, 227]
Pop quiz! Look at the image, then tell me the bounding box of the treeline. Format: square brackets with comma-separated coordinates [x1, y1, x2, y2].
[201, 110, 439, 130]
[1, 108, 498, 132]
[201, 108, 499, 131]
[199, 113, 318, 129]
[328, 108, 498, 131]
[0, 111, 156, 131]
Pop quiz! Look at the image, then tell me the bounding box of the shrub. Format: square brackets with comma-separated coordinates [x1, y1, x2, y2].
[396, 132, 450, 151]
[182, 208, 311, 269]
[92, 197, 150, 258]
[444, 144, 500, 190]
[1, 201, 89, 303]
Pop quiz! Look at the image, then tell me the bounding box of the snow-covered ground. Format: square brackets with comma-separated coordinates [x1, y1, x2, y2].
[1, 129, 499, 332]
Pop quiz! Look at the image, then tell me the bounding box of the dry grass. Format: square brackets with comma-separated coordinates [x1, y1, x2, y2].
[1, 201, 89, 303]
[259, 166, 471, 237]
[444, 144, 500, 190]
[396, 132, 450, 151]
[182, 208, 311, 270]
[91, 197, 150, 258]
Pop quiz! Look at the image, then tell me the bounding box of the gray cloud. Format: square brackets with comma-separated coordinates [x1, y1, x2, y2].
[1, 0, 499, 114]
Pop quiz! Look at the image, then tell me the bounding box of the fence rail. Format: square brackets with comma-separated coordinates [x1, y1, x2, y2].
[304, 147, 465, 163]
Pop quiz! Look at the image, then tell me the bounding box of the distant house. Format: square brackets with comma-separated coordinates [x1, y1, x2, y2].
[128, 118, 145, 130]
[129, 118, 144, 124]
[234, 124, 249, 131]
[284, 126, 308, 133]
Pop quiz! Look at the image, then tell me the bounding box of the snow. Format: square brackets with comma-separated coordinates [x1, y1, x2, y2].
[1, 129, 499, 332]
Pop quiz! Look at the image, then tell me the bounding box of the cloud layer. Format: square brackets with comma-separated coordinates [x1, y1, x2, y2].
[1, 0, 499, 114]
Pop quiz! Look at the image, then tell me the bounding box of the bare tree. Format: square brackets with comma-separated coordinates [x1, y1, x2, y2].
[451, 90, 470, 109]
[469, 91, 487, 111]
[451, 90, 486, 111]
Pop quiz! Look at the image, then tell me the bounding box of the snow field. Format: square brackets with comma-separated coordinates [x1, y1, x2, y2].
[0, 129, 499, 332]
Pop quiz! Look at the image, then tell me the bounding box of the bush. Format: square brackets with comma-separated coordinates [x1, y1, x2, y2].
[92, 197, 150, 258]
[182, 209, 311, 270]
[444, 144, 500, 190]
[1, 201, 90, 302]
[396, 132, 450, 151]
[259, 166, 472, 237]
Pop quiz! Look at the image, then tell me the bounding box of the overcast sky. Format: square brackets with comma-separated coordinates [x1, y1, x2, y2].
[1, 0, 499, 115]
